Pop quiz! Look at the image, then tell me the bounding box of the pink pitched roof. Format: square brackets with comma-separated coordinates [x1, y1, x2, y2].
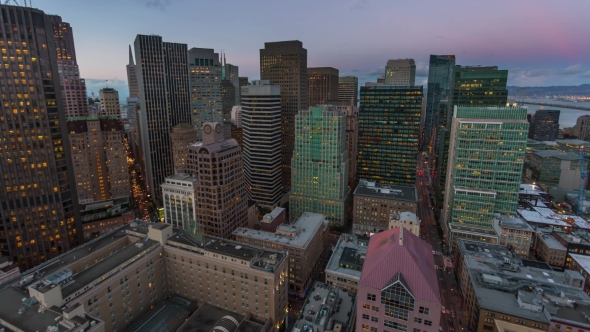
[359, 228, 441, 304]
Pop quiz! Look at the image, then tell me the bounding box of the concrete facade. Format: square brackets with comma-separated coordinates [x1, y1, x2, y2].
[384, 59, 416, 85]
[171, 123, 196, 174]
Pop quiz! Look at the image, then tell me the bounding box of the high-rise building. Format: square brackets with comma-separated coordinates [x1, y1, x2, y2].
[573, 115, 590, 140]
[260, 40, 307, 190]
[221, 79, 236, 111]
[442, 107, 528, 250]
[162, 174, 198, 229]
[99, 88, 120, 119]
[356, 228, 441, 332]
[434, 66, 508, 214]
[239, 76, 249, 88]
[308, 67, 339, 107]
[241, 81, 283, 209]
[290, 106, 350, 225]
[231, 105, 243, 128]
[357, 84, 423, 186]
[126, 45, 139, 98]
[185, 122, 247, 238]
[338, 76, 358, 106]
[68, 116, 130, 204]
[170, 123, 196, 173]
[327, 100, 359, 191]
[134, 35, 191, 203]
[223, 62, 240, 105]
[423, 55, 455, 148]
[0, 7, 81, 270]
[528, 109, 560, 141]
[384, 59, 416, 85]
[189, 48, 223, 140]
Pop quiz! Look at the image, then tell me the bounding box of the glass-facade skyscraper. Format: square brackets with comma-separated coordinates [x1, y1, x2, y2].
[188, 48, 222, 140]
[357, 84, 423, 186]
[424, 55, 455, 150]
[442, 107, 528, 250]
[290, 106, 350, 225]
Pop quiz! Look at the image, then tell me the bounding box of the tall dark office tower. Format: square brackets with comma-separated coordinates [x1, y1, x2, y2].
[126, 45, 139, 98]
[434, 66, 508, 214]
[134, 35, 191, 204]
[189, 48, 222, 140]
[338, 76, 358, 106]
[529, 109, 560, 141]
[307, 67, 339, 108]
[260, 40, 307, 190]
[424, 55, 455, 149]
[47, 15, 77, 64]
[357, 84, 423, 186]
[0, 6, 81, 270]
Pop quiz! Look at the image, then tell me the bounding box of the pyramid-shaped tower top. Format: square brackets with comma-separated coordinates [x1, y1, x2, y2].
[128, 45, 134, 66]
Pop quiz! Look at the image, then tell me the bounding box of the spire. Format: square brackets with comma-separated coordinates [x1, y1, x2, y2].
[128, 45, 135, 66]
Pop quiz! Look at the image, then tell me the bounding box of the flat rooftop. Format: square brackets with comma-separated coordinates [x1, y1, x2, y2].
[520, 184, 547, 196]
[538, 233, 566, 250]
[233, 212, 325, 249]
[294, 282, 356, 332]
[553, 231, 590, 245]
[517, 207, 590, 230]
[178, 303, 265, 332]
[354, 179, 417, 202]
[556, 139, 590, 147]
[449, 223, 499, 237]
[494, 214, 534, 232]
[569, 254, 590, 272]
[164, 173, 198, 183]
[532, 150, 578, 160]
[325, 234, 368, 280]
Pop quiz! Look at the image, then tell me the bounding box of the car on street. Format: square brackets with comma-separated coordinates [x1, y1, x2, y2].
[451, 310, 456, 318]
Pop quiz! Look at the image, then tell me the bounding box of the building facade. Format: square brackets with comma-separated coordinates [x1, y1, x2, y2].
[241, 81, 283, 209]
[290, 106, 350, 224]
[308, 67, 339, 107]
[534, 230, 567, 268]
[356, 228, 442, 332]
[357, 84, 423, 186]
[442, 107, 529, 250]
[231, 105, 243, 128]
[99, 88, 120, 119]
[423, 55, 455, 149]
[162, 174, 198, 230]
[126, 45, 139, 98]
[525, 150, 581, 190]
[384, 59, 416, 85]
[493, 214, 534, 258]
[134, 35, 191, 204]
[327, 100, 359, 191]
[171, 122, 196, 173]
[223, 62, 240, 106]
[528, 109, 560, 141]
[260, 40, 307, 190]
[185, 122, 247, 238]
[325, 234, 368, 291]
[58, 62, 88, 118]
[573, 115, 590, 140]
[352, 180, 418, 236]
[338, 76, 358, 106]
[389, 212, 420, 236]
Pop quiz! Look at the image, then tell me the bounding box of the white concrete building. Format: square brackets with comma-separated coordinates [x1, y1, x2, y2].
[162, 174, 198, 230]
[99, 87, 121, 119]
[231, 105, 243, 127]
[389, 211, 420, 236]
[384, 58, 416, 85]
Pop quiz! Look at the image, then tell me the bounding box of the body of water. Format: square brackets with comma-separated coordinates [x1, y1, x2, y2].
[523, 99, 590, 129]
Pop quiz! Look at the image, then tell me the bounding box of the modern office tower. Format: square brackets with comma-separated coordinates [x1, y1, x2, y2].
[424, 55, 455, 148]
[357, 84, 423, 186]
[308, 67, 339, 107]
[58, 64, 88, 118]
[0, 7, 82, 270]
[241, 81, 283, 209]
[126, 45, 139, 98]
[99, 87, 120, 119]
[0, 221, 289, 332]
[126, 97, 139, 128]
[234, 212, 326, 296]
[184, 122, 247, 238]
[338, 76, 358, 105]
[356, 228, 442, 332]
[327, 100, 359, 191]
[171, 123, 196, 173]
[290, 106, 350, 225]
[134, 35, 191, 203]
[68, 116, 130, 203]
[434, 66, 508, 213]
[239, 76, 249, 88]
[231, 105, 243, 127]
[441, 107, 529, 250]
[162, 174, 198, 229]
[384, 58, 416, 85]
[528, 109, 560, 141]
[223, 62, 240, 105]
[221, 79, 236, 118]
[260, 40, 308, 190]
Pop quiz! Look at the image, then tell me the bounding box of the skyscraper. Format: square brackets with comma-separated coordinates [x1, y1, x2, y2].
[260, 40, 307, 190]
[221, 80, 236, 111]
[99, 87, 120, 119]
[171, 123, 196, 173]
[126, 45, 139, 98]
[338, 76, 358, 106]
[357, 84, 423, 186]
[327, 100, 359, 191]
[423, 55, 455, 149]
[307, 67, 339, 107]
[528, 109, 560, 141]
[223, 62, 240, 105]
[241, 81, 283, 209]
[290, 106, 350, 225]
[134, 35, 191, 203]
[184, 122, 248, 238]
[188, 48, 223, 140]
[384, 59, 416, 85]
[0, 6, 81, 270]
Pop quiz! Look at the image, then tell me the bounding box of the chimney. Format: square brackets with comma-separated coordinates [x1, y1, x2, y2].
[399, 227, 404, 245]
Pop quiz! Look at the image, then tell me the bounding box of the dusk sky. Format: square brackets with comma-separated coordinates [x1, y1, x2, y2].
[38, 0, 590, 99]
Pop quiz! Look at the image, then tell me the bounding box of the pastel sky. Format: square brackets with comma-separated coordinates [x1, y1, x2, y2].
[36, 0, 590, 99]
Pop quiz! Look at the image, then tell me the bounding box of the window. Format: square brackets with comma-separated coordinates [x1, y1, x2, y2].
[419, 307, 429, 315]
[384, 320, 407, 332]
[372, 306, 379, 312]
[515, 319, 526, 325]
[368, 293, 376, 301]
[370, 328, 378, 332]
[362, 324, 369, 330]
[363, 314, 369, 320]
[413, 329, 421, 332]
[424, 320, 432, 326]
[414, 318, 422, 324]
[566, 328, 572, 332]
[363, 304, 371, 310]
[371, 317, 378, 322]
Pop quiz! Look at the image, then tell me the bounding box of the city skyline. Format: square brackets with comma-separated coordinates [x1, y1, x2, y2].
[31, 0, 590, 99]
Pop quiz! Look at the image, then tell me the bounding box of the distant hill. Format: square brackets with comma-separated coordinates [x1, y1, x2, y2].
[508, 84, 590, 97]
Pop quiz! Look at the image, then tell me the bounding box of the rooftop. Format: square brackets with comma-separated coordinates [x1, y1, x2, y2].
[532, 150, 579, 161]
[233, 212, 326, 249]
[325, 234, 369, 280]
[177, 302, 267, 332]
[164, 173, 198, 183]
[494, 214, 534, 232]
[354, 179, 417, 202]
[293, 282, 356, 332]
[553, 230, 590, 246]
[520, 184, 547, 196]
[556, 139, 590, 147]
[538, 233, 566, 250]
[517, 206, 590, 230]
[570, 254, 590, 272]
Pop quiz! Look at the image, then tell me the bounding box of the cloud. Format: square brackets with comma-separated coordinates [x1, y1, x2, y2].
[508, 64, 590, 86]
[85, 78, 130, 99]
[367, 67, 384, 76]
[350, 0, 368, 10]
[145, 0, 171, 10]
[558, 64, 585, 75]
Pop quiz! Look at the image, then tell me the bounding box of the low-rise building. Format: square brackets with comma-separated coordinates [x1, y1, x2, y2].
[0, 257, 19, 284]
[553, 230, 590, 268]
[353, 180, 418, 236]
[233, 212, 327, 297]
[325, 234, 369, 291]
[535, 230, 567, 268]
[389, 212, 420, 236]
[455, 239, 589, 332]
[162, 173, 198, 230]
[256, 207, 286, 232]
[293, 281, 356, 332]
[80, 199, 135, 240]
[569, 253, 590, 296]
[493, 214, 534, 258]
[524, 150, 581, 190]
[177, 302, 271, 332]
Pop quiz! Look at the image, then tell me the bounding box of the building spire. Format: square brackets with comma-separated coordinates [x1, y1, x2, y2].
[128, 45, 134, 66]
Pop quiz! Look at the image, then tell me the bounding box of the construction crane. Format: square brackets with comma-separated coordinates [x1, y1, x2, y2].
[578, 146, 587, 215]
